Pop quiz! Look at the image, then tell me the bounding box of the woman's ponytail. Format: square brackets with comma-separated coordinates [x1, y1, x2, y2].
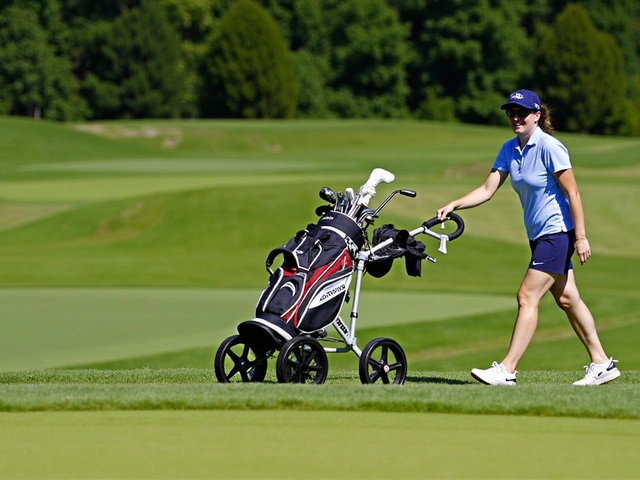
[538, 104, 554, 135]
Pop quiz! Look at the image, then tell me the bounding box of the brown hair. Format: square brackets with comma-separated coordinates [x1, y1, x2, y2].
[538, 103, 554, 135]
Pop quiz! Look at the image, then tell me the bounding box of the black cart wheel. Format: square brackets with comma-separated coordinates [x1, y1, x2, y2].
[214, 335, 269, 383]
[276, 336, 328, 384]
[359, 337, 407, 385]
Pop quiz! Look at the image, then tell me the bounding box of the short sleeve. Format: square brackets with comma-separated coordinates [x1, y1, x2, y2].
[543, 140, 572, 173]
[492, 142, 510, 172]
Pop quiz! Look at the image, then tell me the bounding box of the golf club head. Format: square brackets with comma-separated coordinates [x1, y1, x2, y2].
[346, 188, 354, 202]
[319, 187, 337, 204]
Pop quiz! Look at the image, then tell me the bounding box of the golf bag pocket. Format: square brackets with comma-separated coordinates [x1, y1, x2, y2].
[295, 267, 353, 333]
[256, 268, 305, 317]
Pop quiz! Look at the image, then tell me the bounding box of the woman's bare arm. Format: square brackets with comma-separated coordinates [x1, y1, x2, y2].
[437, 169, 508, 220]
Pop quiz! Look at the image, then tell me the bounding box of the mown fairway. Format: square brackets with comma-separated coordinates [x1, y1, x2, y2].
[1, 410, 638, 479]
[1, 118, 638, 478]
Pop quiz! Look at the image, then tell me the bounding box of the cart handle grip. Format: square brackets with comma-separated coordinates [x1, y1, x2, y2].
[422, 213, 465, 241]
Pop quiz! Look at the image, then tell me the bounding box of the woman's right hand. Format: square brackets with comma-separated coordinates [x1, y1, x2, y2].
[436, 203, 456, 221]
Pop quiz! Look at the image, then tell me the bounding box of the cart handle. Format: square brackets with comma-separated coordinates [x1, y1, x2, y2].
[412, 213, 464, 255]
[421, 213, 465, 241]
[365, 213, 465, 258]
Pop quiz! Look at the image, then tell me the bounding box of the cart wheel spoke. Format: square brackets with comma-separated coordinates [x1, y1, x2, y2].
[226, 365, 240, 381]
[369, 369, 381, 383]
[380, 346, 389, 364]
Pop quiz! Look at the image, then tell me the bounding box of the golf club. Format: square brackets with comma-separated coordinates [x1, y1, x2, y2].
[319, 187, 337, 205]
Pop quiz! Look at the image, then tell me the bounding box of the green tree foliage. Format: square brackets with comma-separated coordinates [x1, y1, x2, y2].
[158, 0, 221, 117]
[536, 4, 626, 133]
[324, 0, 410, 118]
[58, 0, 139, 20]
[201, 0, 297, 118]
[256, 0, 329, 56]
[0, 5, 86, 120]
[396, 0, 538, 124]
[545, 0, 640, 83]
[3, 0, 74, 57]
[255, 0, 330, 118]
[579, 0, 640, 135]
[80, 0, 185, 119]
[256, 0, 330, 118]
[0, 0, 638, 135]
[291, 50, 330, 118]
[159, 0, 218, 43]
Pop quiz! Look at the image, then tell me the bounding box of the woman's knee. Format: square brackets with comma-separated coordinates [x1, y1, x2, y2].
[554, 291, 580, 311]
[516, 289, 538, 309]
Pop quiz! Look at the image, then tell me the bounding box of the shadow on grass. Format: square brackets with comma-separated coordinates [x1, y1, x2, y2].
[406, 375, 471, 385]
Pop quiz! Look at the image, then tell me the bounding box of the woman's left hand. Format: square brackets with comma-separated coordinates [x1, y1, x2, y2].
[574, 237, 591, 265]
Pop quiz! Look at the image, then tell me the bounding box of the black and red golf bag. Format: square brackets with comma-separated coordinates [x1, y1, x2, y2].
[237, 212, 365, 352]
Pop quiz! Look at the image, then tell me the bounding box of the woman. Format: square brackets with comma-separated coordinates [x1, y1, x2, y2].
[436, 89, 620, 386]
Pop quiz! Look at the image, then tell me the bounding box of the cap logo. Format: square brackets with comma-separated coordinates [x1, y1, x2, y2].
[511, 93, 524, 100]
[533, 103, 540, 109]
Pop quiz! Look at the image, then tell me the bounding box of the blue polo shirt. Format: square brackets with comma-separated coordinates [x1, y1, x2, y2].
[493, 127, 574, 240]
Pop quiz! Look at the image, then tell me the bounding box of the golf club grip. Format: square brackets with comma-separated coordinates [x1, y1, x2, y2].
[423, 213, 465, 241]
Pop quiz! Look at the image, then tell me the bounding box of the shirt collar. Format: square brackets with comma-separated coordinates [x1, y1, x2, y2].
[513, 125, 541, 152]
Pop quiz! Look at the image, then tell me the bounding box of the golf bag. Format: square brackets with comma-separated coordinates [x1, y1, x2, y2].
[238, 212, 365, 351]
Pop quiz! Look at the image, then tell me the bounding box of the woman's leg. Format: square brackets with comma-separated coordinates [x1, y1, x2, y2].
[500, 268, 556, 373]
[549, 270, 609, 364]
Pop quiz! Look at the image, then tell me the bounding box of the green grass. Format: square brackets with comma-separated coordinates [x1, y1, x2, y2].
[2, 410, 638, 480]
[1, 369, 639, 419]
[0, 288, 515, 371]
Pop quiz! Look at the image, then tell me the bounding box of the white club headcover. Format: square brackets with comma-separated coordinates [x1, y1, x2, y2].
[358, 168, 395, 206]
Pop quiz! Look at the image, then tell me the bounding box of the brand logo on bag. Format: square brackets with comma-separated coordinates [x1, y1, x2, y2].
[307, 276, 352, 310]
[319, 283, 346, 302]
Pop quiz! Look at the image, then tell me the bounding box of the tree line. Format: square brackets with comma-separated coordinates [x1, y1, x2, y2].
[1, 0, 638, 135]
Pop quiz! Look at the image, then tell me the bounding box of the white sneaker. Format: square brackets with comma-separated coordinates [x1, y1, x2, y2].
[573, 358, 620, 386]
[471, 362, 517, 386]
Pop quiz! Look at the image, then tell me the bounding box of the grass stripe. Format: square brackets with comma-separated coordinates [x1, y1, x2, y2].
[0, 288, 514, 372]
[0, 174, 320, 202]
[0, 202, 72, 231]
[1, 410, 637, 479]
[19, 158, 321, 173]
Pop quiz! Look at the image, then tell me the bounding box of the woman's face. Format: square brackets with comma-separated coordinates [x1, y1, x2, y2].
[505, 107, 540, 136]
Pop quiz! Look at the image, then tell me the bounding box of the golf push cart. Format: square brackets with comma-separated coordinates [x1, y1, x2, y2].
[214, 168, 464, 385]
